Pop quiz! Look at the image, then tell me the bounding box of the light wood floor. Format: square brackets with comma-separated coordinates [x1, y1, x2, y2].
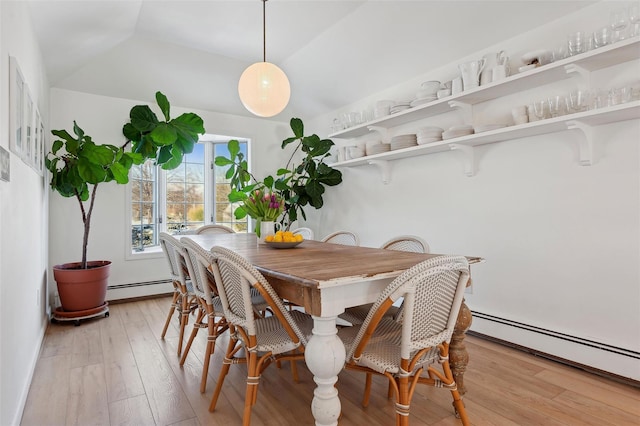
[21, 296, 640, 426]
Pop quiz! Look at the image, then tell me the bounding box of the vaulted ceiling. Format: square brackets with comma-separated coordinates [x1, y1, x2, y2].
[26, 0, 598, 120]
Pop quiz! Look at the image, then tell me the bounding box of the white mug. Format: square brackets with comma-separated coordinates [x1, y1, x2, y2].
[451, 77, 463, 95]
[492, 64, 508, 82]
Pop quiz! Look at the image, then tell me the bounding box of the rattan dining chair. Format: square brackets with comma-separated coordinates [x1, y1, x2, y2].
[205, 245, 314, 426]
[194, 224, 236, 234]
[291, 227, 315, 240]
[321, 230, 360, 246]
[339, 235, 431, 326]
[338, 255, 471, 426]
[159, 232, 197, 357]
[381, 235, 430, 253]
[179, 238, 230, 393]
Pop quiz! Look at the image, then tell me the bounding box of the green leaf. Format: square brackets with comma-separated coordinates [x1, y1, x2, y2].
[78, 161, 108, 184]
[122, 123, 141, 142]
[215, 156, 234, 166]
[72, 121, 85, 139]
[276, 168, 291, 176]
[157, 145, 173, 164]
[290, 117, 304, 138]
[317, 169, 343, 186]
[150, 122, 177, 145]
[281, 136, 298, 149]
[233, 205, 247, 220]
[110, 162, 129, 184]
[263, 175, 274, 188]
[160, 144, 183, 170]
[228, 140, 240, 158]
[305, 179, 325, 199]
[307, 138, 333, 157]
[156, 91, 170, 121]
[130, 105, 159, 133]
[51, 140, 64, 154]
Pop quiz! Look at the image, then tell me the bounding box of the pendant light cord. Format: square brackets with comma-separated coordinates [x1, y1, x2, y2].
[262, 0, 267, 62]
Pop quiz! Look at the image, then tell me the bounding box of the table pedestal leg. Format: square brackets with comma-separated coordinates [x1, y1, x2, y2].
[450, 300, 472, 395]
[306, 316, 345, 426]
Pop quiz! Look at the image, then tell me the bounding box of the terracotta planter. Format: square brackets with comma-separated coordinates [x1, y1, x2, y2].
[53, 260, 111, 312]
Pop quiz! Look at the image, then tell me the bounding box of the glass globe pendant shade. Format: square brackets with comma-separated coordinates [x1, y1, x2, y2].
[238, 61, 290, 117]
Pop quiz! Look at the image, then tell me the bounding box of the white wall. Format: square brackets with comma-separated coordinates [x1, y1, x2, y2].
[305, 1, 640, 380]
[48, 89, 291, 298]
[0, 2, 50, 425]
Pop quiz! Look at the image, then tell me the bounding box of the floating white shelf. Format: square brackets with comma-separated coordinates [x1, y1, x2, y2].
[330, 101, 640, 181]
[329, 37, 640, 140]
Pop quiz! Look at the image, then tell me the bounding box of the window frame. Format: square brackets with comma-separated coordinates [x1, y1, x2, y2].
[125, 136, 250, 260]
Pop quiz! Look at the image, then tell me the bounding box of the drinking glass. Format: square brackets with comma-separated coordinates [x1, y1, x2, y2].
[533, 100, 548, 120]
[610, 8, 629, 41]
[567, 31, 585, 56]
[547, 95, 567, 118]
[630, 4, 640, 36]
[567, 90, 590, 113]
[593, 26, 611, 48]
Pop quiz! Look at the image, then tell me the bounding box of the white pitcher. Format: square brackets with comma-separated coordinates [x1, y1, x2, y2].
[458, 59, 486, 91]
[480, 51, 507, 85]
[258, 220, 281, 244]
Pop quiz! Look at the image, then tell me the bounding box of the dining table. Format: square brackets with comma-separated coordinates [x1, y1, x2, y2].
[184, 232, 483, 426]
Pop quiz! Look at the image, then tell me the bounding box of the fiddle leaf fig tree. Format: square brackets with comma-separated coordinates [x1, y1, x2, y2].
[215, 117, 342, 228]
[46, 91, 205, 269]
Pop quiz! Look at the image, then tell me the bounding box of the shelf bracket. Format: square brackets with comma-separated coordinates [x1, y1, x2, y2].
[566, 120, 594, 166]
[448, 101, 473, 123]
[564, 64, 591, 87]
[449, 144, 475, 177]
[368, 160, 391, 184]
[367, 126, 390, 143]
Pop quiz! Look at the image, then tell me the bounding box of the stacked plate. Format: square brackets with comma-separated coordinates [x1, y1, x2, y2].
[366, 143, 391, 155]
[390, 134, 417, 150]
[442, 125, 474, 140]
[417, 126, 444, 145]
[410, 97, 436, 107]
[390, 101, 412, 114]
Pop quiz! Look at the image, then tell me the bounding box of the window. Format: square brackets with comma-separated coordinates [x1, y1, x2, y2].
[129, 136, 248, 252]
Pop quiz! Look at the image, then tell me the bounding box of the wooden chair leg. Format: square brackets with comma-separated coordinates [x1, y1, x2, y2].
[243, 351, 259, 426]
[180, 308, 205, 365]
[161, 290, 179, 339]
[177, 292, 190, 357]
[363, 373, 373, 407]
[200, 310, 218, 393]
[209, 336, 238, 412]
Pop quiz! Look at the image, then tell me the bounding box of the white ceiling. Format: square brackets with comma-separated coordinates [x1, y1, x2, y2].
[26, 0, 598, 121]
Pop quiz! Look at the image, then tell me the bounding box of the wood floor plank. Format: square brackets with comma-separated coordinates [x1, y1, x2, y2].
[66, 363, 110, 426]
[108, 394, 155, 425]
[21, 297, 640, 426]
[20, 354, 71, 426]
[125, 316, 195, 425]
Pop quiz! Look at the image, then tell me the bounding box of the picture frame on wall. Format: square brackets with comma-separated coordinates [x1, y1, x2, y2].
[36, 112, 45, 175]
[9, 56, 25, 156]
[23, 87, 34, 166]
[0, 145, 10, 182]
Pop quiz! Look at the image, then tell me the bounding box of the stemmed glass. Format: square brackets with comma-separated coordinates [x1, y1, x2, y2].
[610, 8, 629, 41]
[629, 4, 640, 37]
[547, 95, 567, 118]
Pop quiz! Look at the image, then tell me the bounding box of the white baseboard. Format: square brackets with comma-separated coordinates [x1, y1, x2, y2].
[471, 311, 640, 382]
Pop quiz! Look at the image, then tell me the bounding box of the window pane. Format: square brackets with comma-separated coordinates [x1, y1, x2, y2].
[187, 183, 204, 203]
[186, 163, 204, 183]
[166, 164, 185, 182]
[167, 182, 185, 203]
[130, 159, 157, 250]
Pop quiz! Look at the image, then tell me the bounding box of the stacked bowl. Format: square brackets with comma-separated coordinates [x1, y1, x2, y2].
[417, 126, 444, 145]
[442, 124, 474, 140]
[390, 134, 418, 150]
[390, 100, 412, 114]
[411, 80, 440, 107]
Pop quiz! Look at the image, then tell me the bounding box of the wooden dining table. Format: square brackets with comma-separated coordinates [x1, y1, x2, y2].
[184, 232, 483, 426]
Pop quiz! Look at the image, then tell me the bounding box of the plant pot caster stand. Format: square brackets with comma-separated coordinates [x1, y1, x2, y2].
[51, 302, 109, 326]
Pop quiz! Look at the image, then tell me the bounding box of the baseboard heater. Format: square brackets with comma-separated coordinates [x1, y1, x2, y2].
[108, 279, 172, 290]
[471, 310, 640, 388]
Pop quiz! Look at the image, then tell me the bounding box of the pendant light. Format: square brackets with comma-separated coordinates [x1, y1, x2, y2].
[238, 0, 290, 118]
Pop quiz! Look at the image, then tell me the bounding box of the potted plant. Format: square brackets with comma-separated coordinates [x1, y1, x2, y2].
[215, 117, 342, 234]
[46, 91, 205, 314]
